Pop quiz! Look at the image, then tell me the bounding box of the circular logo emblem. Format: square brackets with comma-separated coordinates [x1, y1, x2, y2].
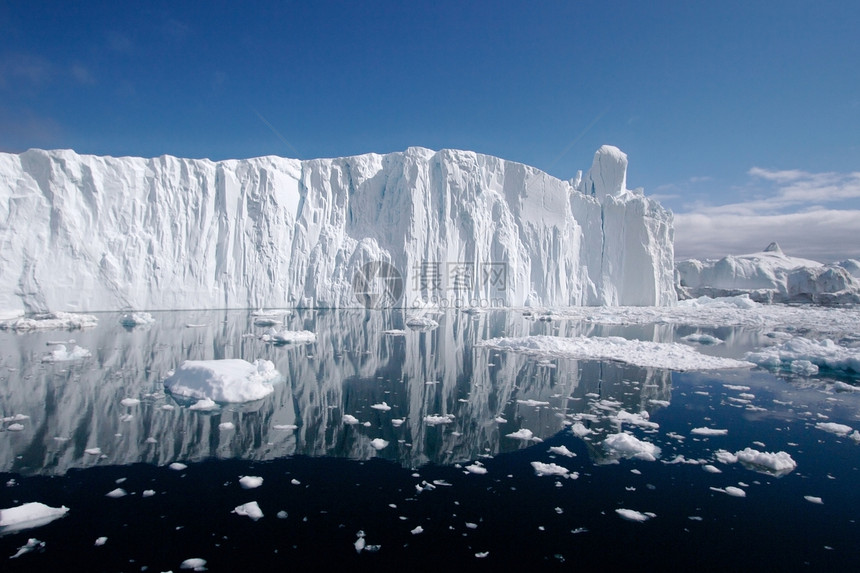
[352, 261, 404, 309]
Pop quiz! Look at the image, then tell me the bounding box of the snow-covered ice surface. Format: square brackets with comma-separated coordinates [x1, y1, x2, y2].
[0, 146, 675, 313]
[163, 359, 280, 403]
[1, 307, 859, 570]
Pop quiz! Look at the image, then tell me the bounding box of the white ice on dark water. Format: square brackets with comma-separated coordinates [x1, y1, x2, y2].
[615, 508, 655, 522]
[41, 344, 91, 363]
[746, 337, 860, 375]
[0, 502, 69, 532]
[163, 359, 280, 403]
[602, 432, 661, 462]
[239, 476, 263, 489]
[0, 146, 675, 313]
[233, 501, 264, 521]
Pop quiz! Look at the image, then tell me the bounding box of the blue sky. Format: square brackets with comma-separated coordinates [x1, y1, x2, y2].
[2, 1, 858, 261]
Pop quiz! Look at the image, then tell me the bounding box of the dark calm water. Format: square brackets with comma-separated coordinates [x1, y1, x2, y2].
[0, 309, 858, 571]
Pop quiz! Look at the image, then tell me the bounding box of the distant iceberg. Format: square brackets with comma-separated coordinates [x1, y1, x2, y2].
[676, 242, 860, 304]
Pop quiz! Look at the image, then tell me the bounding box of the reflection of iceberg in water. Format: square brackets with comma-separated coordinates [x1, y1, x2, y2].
[0, 310, 673, 475]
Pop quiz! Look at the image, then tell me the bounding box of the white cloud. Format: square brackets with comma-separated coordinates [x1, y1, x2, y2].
[673, 168, 860, 262]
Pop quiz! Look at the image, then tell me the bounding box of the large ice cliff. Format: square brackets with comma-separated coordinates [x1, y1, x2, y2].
[0, 145, 675, 312]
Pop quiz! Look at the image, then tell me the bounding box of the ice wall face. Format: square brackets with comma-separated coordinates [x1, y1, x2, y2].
[0, 146, 676, 312]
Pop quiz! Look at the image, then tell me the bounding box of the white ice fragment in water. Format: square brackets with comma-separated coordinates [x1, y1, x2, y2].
[424, 414, 455, 426]
[615, 508, 654, 522]
[370, 438, 389, 450]
[233, 501, 264, 521]
[548, 445, 576, 458]
[277, 510, 288, 519]
[105, 488, 127, 498]
[142, 490, 156, 498]
[603, 432, 661, 461]
[815, 422, 853, 435]
[494, 416, 507, 423]
[218, 422, 235, 431]
[94, 536, 107, 546]
[343, 415, 360, 425]
[804, 495, 824, 504]
[120, 398, 140, 407]
[711, 486, 746, 497]
[41, 344, 92, 362]
[0, 502, 69, 532]
[169, 462, 188, 471]
[411, 525, 424, 534]
[691, 427, 728, 436]
[180, 558, 208, 570]
[391, 418, 405, 427]
[614, 410, 659, 429]
[84, 447, 102, 455]
[370, 402, 392, 411]
[10, 538, 45, 559]
[6, 423, 24, 431]
[273, 424, 298, 430]
[465, 463, 487, 475]
[475, 551, 489, 558]
[165, 359, 280, 403]
[517, 399, 550, 407]
[119, 312, 155, 326]
[189, 398, 218, 411]
[239, 476, 263, 489]
[570, 422, 592, 437]
[531, 462, 573, 478]
[268, 329, 316, 345]
[714, 450, 738, 464]
[703, 465, 722, 474]
[735, 448, 797, 476]
[506, 428, 539, 441]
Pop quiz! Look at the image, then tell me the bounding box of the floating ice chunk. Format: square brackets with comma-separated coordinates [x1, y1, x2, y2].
[406, 316, 438, 330]
[424, 414, 454, 426]
[42, 344, 91, 362]
[506, 428, 539, 441]
[343, 415, 360, 425]
[691, 427, 728, 436]
[120, 398, 140, 407]
[815, 422, 853, 435]
[180, 558, 208, 570]
[724, 384, 752, 391]
[273, 424, 298, 430]
[465, 463, 487, 475]
[219, 422, 235, 431]
[169, 462, 188, 471]
[615, 508, 655, 522]
[411, 525, 424, 534]
[531, 462, 572, 478]
[714, 450, 738, 464]
[804, 495, 824, 504]
[832, 381, 858, 392]
[370, 438, 389, 450]
[682, 333, 723, 345]
[94, 536, 107, 546]
[548, 445, 576, 458]
[570, 422, 592, 437]
[478, 335, 754, 371]
[233, 501, 263, 521]
[711, 486, 746, 497]
[603, 433, 661, 461]
[164, 359, 280, 403]
[189, 398, 218, 411]
[735, 447, 797, 476]
[119, 312, 155, 326]
[391, 418, 405, 427]
[383, 329, 407, 336]
[6, 423, 24, 431]
[0, 312, 98, 331]
[790, 360, 819, 376]
[0, 502, 69, 532]
[370, 402, 392, 411]
[239, 476, 263, 489]
[268, 329, 316, 345]
[517, 399, 550, 407]
[105, 488, 127, 498]
[142, 490, 156, 497]
[703, 464, 722, 473]
[10, 538, 45, 559]
[746, 337, 860, 375]
[614, 410, 659, 430]
[84, 447, 102, 455]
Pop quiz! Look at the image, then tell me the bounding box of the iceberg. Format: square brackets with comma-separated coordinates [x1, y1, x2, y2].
[676, 242, 860, 304]
[0, 145, 675, 312]
[164, 359, 280, 403]
[0, 502, 69, 532]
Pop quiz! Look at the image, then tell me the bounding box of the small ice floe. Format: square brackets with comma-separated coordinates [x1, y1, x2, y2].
[531, 462, 575, 478]
[105, 488, 127, 498]
[494, 416, 507, 424]
[273, 424, 298, 431]
[506, 428, 541, 442]
[0, 311, 98, 331]
[370, 438, 389, 450]
[119, 312, 155, 327]
[120, 398, 140, 407]
[164, 359, 280, 403]
[682, 333, 723, 345]
[517, 399, 550, 407]
[548, 445, 576, 458]
[832, 381, 857, 392]
[6, 423, 24, 432]
[189, 398, 218, 411]
[734, 448, 797, 477]
[815, 422, 853, 435]
[277, 510, 288, 519]
[691, 427, 728, 436]
[343, 414, 360, 425]
[411, 525, 424, 534]
[424, 414, 454, 426]
[391, 418, 405, 427]
[615, 508, 655, 522]
[180, 557, 208, 570]
[84, 447, 102, 456]
[10, 538, 45, 559]
[265, 329, 316, 345]
[570, 422, 592, 437]
[745, 337, 860, 376]
[602, 432, 661, 462]
[0, 502, 69, 532]
[218, 422, 235, 431]
[475, 551, 489, 558]
[405, 316, 439, 331]
[465, 463, 487, 475]
[142, 490, 156, 497]
[169, 462, 188, 471]
[613, 410, 659, 430]
[383, 329, 407, 336]
[710, 486, 746, 498]
[94, 536, 108, 546]
[703, 465, 722, 474]
[233, 501, 264, 521]
[804, 495, 824, 504]
[724, 384, 752, 391]
[353, 530, 381, 553]
[370, 402, 392, 412]
[41, 344, 91, 363]
[239, 476, 263, 489]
